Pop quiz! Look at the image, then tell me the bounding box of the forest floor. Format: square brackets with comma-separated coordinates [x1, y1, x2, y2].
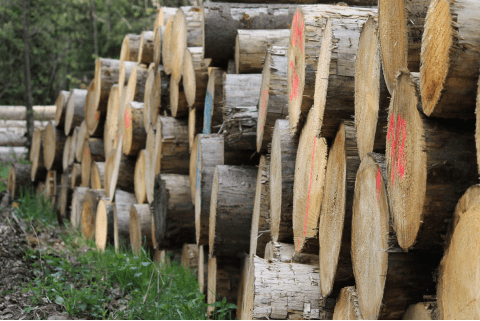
[0, 192, 69, 320]
[0, 160, 236, 320]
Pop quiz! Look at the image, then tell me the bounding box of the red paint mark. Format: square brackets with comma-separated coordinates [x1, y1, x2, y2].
[298, 136, 317, 252]
[387, 113, 407, 184]
[376, 168, 381, 200]
[259, 89, 268, 132]
[86, 148, 89, 156]
[291, 11, 304, 53]
[289, 61, 300, 102]
[95, 111, 100, 120]
[125, 110, 131, 129]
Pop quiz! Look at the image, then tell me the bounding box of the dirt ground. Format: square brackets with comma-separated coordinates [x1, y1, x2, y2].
[0, 192, 68, 320]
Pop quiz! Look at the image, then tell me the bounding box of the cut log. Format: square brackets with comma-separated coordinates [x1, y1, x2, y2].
[437, 185, 480, 319]
[103, 85, 119, 157]
[198, 245, 207, 293]
[270, 119, 298, 242]
[145, 127, 156, 204]
[120, 34, 141, 64]
[122, 101, 146, 156]
[94, 58, 121, 114]
[113, 190, 137, 250]
[222, 74, 262, 151]
[203, 69, 226, 134]
[90, 161, 106, 190]
[189, 107, 203, 152]
[169, 76, 189, 118]
[118, 61, 136, 109]
[386, 71, 477, 250]
[44, 170, 57, 205]
[54, 91, 70, 127]
[184, 47, 209, 109]
[62, 136, 72, 172]
[170, 9, 187, 83]
[70, 163, 81, 189]
[85, 80, 105, 137]
[419, 0, 480, 118]
[95, 199, 114, 252]
[105, 141, 136, 199]
[130, 204, 153, 255]
[119, 63, 148, 137]
[319, 121, 360, 298]
[134, 149, 149, 204]
[150, 65, 168, 128]
[155, 116, 189, 174]
[209, 165, 257, 258]
[81, 138, 105, 187]
[236, 256, 250, 320]
[58, 172, 72, 218]
[403, 302, 437, 320]
[203, 3, 297, 63]
[352, 152, 438, 319]
[183, 6, 204, 47]
[315, 10, 376, 139]
[153, 25, 163, 70]
[257, 46, 288, 153]
[69, 127, 78, 167]
[292, 102, 328, 253]
[143, 63, 156, 132]
[7, 163, 33, 198]
[30, 129, 45, 181]
[181, 244, 199, 272]
[247, 255, 335, 319]
[43, 123, 67, 171]
[355, 16, 390, 161]
[207, 256, 241, 315]
[333, 287, 363, 320]
[249, 155, 270, 258]
[0, 106, 56, 121]
[195, 134, 224, 245]
[264, 241, 319, 265]
[138, 31, 154, 65]
[152, 174, 195, 248]
[81, 189, 106, 240]
[162, 16, 175, 75]
[71, 186, 89, 228]
[75, 121, 89, 163]
[235, 29, 289, 74]
[189, 135, 199, 204]
[288, 5, 374, 136]
[379, 0, 430, 94]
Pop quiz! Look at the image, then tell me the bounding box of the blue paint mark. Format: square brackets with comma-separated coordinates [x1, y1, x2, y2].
[203, 90, 213, 134]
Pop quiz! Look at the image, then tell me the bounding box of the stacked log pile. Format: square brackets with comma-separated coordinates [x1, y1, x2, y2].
[16, 0, 480, 319]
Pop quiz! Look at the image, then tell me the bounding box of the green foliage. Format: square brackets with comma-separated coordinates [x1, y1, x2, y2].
[14, 188, 57, 228]
[24, 240, 237, 319]
[0, 0, 164, 105]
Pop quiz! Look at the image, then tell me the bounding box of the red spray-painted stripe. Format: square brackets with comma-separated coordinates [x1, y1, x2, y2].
[291, 11, 304, 54]
[289, 61, 300, 102]
[86, 148, 89, 156]
[298, 136, 317, 252]
[376, 167, 381, 200]
[125, 110, 131, 129]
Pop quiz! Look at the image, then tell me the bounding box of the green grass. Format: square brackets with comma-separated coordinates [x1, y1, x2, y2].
[10, 172, 236, 320]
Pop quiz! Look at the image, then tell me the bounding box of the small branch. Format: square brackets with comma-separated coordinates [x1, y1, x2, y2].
[114, 9, 132, 29]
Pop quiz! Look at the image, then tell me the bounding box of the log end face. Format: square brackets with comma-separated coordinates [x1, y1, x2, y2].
[352, 154, 389, 320]
[437, 185, 480, 320]
[379, 0, 409, 94]
[129, 205, 141, 255]
[386, 71, 426, 250]
[419, 0, 453, 117]
[95, 199, 109, 252]
[43, 123, 56, 170]
[287, 8, 306, 136]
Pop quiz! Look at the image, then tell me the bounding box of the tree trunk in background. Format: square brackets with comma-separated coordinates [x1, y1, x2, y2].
[23, 0, 34, 157]
[92, 0, 98, 58]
